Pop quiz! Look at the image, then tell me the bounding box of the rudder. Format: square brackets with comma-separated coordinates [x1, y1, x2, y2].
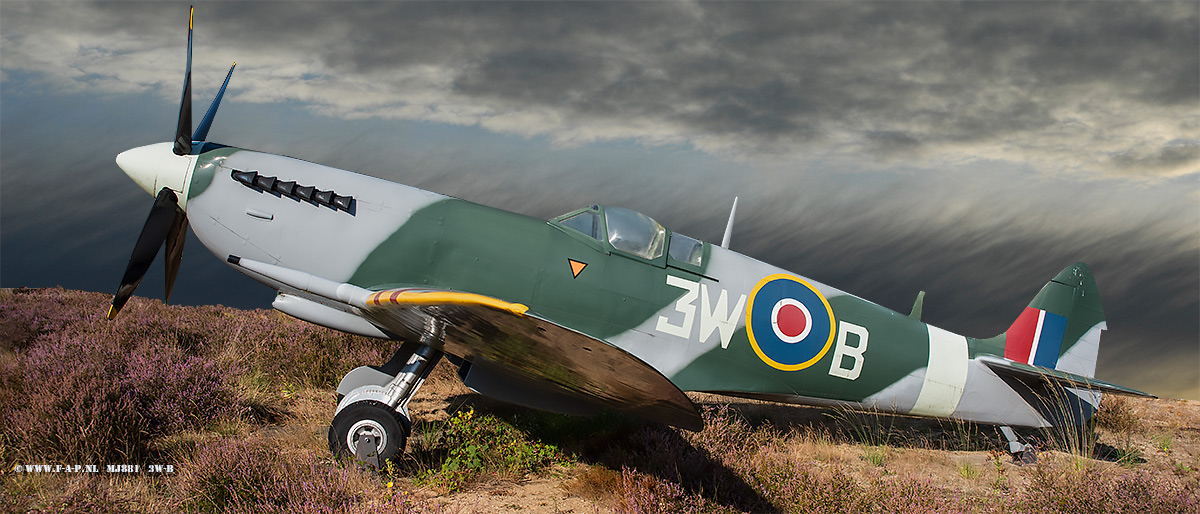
[1002, 262, 1105, 378]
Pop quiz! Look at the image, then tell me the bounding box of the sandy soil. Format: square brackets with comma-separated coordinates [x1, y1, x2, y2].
[284, 360, 1200, 513]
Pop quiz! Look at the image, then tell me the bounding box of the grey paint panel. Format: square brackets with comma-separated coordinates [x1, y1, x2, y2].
[955, 360, 1047, 427]
[337, 366, 397, 397]
[273, 293, 389, 339]
[187, 148, 444, 291]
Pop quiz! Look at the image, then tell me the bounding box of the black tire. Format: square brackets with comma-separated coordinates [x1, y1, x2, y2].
[328, 400, 411, 467]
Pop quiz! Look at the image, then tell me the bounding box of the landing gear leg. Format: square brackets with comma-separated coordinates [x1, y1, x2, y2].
[329, 338, 443, 468]
[999, 425, 1037, 465]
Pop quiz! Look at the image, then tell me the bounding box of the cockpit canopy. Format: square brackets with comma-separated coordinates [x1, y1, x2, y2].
[553, 205, 704, 268]
[605, 206, 666, 260]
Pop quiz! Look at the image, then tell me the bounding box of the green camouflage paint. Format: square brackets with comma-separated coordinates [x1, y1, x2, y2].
[668, 294, 931, 401]
[349, 199, 701, 340]
[187, 146, 241, 200]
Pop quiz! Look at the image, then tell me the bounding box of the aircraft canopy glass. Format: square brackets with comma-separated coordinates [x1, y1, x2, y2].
[559, 210, 601, 240]
[668, 233, 703, 267]
[604, 206, 666, 260]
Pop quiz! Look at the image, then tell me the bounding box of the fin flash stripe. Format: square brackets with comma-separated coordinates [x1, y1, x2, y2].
[367, 290, 529, 316]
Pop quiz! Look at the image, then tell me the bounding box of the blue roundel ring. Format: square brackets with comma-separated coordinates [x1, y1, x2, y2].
[745, 274, 837, 371]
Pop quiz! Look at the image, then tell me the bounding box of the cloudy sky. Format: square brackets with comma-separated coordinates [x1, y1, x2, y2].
[2, 1, 1197, 399]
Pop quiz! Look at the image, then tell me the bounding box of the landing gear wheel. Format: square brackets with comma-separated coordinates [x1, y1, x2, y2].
[328, 400, 411, 468]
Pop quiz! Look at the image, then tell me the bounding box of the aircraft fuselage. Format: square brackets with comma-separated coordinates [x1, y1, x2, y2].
[166, 143, 1076, 428]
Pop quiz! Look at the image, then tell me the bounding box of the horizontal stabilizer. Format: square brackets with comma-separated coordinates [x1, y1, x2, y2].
[979, 355, 1155, 398]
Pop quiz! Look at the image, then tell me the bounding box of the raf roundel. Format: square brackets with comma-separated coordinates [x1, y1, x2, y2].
[746, 274, 837, 371]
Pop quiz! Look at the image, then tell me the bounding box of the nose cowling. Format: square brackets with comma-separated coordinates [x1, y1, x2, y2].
[116, 142, 194, 207]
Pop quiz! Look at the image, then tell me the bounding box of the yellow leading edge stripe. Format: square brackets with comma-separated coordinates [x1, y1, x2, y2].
[367, 290, 528, 316]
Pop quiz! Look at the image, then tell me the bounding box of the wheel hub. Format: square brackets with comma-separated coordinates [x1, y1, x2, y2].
[347, 419, 387, 454]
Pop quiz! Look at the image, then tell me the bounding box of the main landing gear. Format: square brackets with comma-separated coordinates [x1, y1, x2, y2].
[329, 340, 443, 468]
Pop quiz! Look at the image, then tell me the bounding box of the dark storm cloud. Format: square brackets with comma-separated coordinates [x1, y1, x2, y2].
[7, 1, 1194, 171]
[1111, 140, 1200, 175]
[865, 131, 923, 158]
[305, 1, 1195, 161]
[941, 2, 1199, 106]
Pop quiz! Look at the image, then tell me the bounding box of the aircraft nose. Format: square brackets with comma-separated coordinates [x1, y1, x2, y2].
[115, 142, 193, 202]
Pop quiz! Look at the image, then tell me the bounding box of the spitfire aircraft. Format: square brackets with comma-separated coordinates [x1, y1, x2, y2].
[108, 7, 1151, 466]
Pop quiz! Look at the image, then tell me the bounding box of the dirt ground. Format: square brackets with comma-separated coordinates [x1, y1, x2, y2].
[287, 361, 1200, 513]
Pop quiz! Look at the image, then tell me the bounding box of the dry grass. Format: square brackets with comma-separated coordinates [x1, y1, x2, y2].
[2, 288, 1198, 513]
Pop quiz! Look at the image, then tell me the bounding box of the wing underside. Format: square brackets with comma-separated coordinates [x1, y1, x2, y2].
[360, 288, 703, 431]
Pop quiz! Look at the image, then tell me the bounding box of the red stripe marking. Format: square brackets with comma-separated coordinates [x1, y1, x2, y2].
[388, 290, 401, 304]
[1005, 307, 1041, 363]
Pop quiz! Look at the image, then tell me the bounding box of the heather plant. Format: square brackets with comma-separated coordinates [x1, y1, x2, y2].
[751, 449, 869, 512]
[5, 288, 1200, 514]
[1094, 395, 1140, 433]
[606, 467, 718, 514]
[0, 288, 103, 351]
[241, 314, 392, 390]
[27, 475, 147, 514]
[689, 405, 759, 460]
[1015, 460, 1200, 514]
[175, 438, 367, 514]
[0, 287, 393, 389]
[619, 406, 774, 512]
[2, 332, 234, 464]
[0, 288, 399, 460]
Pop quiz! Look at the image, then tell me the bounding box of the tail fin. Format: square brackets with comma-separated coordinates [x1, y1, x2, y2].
[1002, 262, 1105, 378]
[983, 263, 1152, 428]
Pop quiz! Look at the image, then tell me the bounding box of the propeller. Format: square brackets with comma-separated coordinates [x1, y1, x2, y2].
[173, 7, 193, 156]
[194, 62, 235, 143]
[108, 188, 186, 319]
[108, 6, 234, 319]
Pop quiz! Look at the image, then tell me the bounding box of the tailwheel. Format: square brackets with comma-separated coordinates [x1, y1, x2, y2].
[328, 400, 411, 468]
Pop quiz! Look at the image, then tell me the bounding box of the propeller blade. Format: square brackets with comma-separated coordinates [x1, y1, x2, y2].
[173, 6, 194, 156]
[163, 211, 188, 302]
[193, 62, 236, 143]
[108, 188, 182, 319]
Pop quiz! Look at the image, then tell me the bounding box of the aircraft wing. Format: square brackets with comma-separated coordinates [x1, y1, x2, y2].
[978, 355, 1156, 398]
[358, 287, 703, 430]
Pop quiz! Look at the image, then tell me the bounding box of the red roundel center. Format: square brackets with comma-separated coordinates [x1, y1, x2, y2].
[776, 303, 808, 338]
